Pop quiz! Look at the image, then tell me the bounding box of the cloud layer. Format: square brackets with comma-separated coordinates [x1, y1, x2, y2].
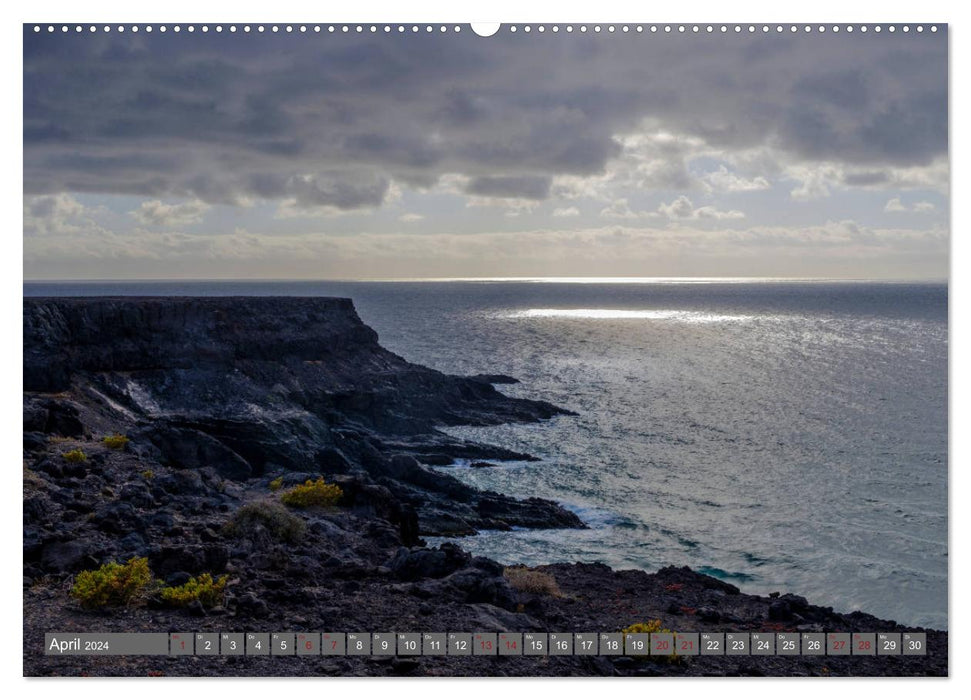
[22, 27, 949, 279]
[24, 29, 947, 208]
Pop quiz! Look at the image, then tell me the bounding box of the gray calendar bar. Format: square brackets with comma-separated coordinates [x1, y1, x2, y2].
[523, 632, 547, 655]
[675, 632, 699, 656]
[599, 632, 623, 655]
[878, 632, 901, 655]
[221, 632, 244, 655]
[499, 632, 522, 655]
[651, 633, 674, 656]
[903, 633, 926, 655]
[297, 632, 320, 655]
[853, 633, 876, 656]
[372, 632, 395, 656]
[322, 632, 346, 655]
[575, 633, 599, 655]
[170, 632, 193, 656]
[550, 632, 573, 656]
[43, 631, 927, 656]
[45, 633, 169, 655]
[196, 632, 219, 656]
[726, 632, 749, 655]
[700, 632, 724, 655]
[473, 632, 497, 655]
[423, 633, 446, 655]
[272, 632, 295, 655]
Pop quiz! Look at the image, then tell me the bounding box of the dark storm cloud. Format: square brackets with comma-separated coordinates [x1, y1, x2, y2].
[23, 27, 947, 209]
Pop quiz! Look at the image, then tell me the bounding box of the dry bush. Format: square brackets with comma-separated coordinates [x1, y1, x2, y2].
[503, 566, 564, 597]
[223, 500, 306, 543]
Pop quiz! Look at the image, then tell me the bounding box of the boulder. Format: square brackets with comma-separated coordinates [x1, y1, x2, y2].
[388, 543, 471, 581]
[40, 540, 96, 573]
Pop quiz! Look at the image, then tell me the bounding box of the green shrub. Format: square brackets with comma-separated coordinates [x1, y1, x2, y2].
[70, 557, 152, 609]
[160, 573, 227, 608]
[141, 469, 154, 480]
[268, 476, 284, 492]
[223, 500, 306, 543]
[61, 449, 87, 463]
[279, 478, 343, 508]
[102, 434, 130, 449]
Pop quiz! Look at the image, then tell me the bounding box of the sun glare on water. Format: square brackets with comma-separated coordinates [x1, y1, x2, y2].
[507, 309, 755, 322]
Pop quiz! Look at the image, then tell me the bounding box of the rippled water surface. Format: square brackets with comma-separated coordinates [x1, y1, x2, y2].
[25, 280, 948, 628]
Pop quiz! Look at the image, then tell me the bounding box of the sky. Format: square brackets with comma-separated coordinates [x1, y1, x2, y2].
[23, 25, 949, 280]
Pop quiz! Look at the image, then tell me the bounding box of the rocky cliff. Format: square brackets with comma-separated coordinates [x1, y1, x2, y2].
[23, 297, 582, 535]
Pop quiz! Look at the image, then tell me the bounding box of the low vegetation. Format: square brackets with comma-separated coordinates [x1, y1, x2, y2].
[622, 619, 668, 635]
[101, 433, 130, 449]
[160, 573, 228, 608]
[223, 500, 306, 543]
[503, 566, 564, 597]
[279, 477, 343, 508]
[621, 619, 680, 663]
[61, 448, 87, 463]
[70, 557, 152, 609]
[23, 465, 46, 489]
[268, 476, 284, 492]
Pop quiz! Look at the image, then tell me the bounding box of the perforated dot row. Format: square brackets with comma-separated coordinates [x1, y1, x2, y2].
[30, 24, 942, 35]
[507, 24, 939, 34]
[31, 24, 466, 34]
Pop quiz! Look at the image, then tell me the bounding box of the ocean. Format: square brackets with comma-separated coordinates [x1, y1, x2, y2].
[23, 279, 948, 629]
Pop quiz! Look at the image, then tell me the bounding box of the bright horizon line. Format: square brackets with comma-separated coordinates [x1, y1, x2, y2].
[23, 276, 948, 284]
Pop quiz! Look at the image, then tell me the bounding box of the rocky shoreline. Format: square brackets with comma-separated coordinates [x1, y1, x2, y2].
[22, 297, 946, 676]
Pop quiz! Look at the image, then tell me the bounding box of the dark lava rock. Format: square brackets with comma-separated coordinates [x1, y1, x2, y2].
[119, 482, 156, 508]
[467, 374, 520, 385]
[235, 592, 269, 618]
[118, 532, 148, 555]
[149, 426, 252, 480]
[471, 556, 505, 576]
[476, 493, 585, 530]
[23, 431, 48, 453]
[91, 502, 140, 534]
[768, 600, 793, 621]
[155, 470, 207, 496]
[23, 397, 84, 436]
[40, 540, 96, 573]
[389, 543, 471, 581]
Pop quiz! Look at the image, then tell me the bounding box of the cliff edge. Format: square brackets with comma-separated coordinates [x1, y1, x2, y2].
[23, 296, 582, 535]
